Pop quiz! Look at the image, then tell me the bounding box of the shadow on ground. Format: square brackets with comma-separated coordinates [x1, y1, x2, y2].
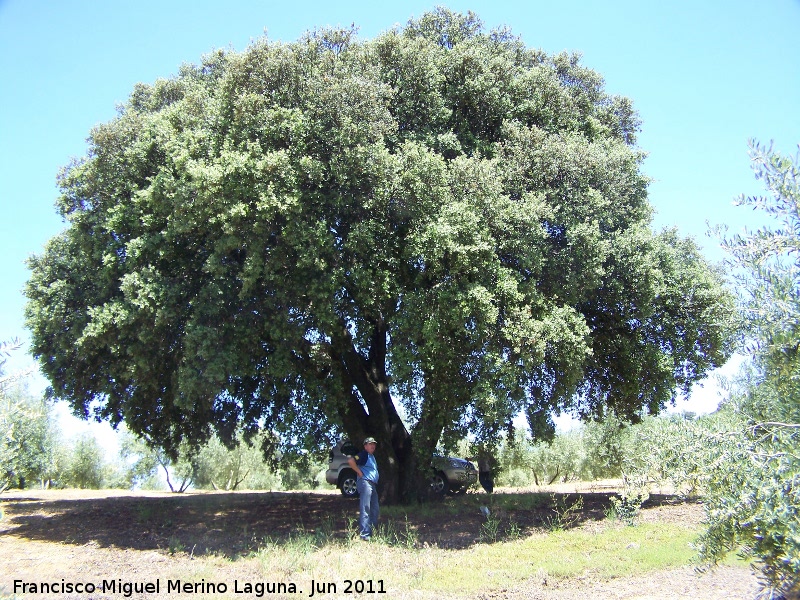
[0, 490, 692, 557]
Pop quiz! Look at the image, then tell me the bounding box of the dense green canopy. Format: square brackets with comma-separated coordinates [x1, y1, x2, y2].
[25, 9, 735, 501]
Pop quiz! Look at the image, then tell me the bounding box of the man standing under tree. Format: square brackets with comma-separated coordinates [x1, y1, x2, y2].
[348, 438, 379, 540]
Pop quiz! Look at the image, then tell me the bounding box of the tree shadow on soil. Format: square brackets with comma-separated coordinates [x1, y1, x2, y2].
[0, 490, 693, 557]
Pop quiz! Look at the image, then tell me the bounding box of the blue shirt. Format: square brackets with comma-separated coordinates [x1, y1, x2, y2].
[356, 450, 379, 484]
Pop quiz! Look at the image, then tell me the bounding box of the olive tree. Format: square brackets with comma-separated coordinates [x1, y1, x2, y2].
[695, 141, 800, 597]
[25, 9, 735, 502]
[1, 341, 63, 491]
[63, 433, 105, 489]
[0, 389, 61, 490]
[191, 432, 281, 491]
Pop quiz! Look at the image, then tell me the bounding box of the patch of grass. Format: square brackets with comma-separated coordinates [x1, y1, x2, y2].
[413, 522, 701, 594]
[374, 516, 419, 549]
[382, 499, 462, 520]
[317, 520, 341, 544]
[377, 504, 408, 520]
[251, 521, 353, 578]
[536, 524, 697, 578]
[243, 518, 701, 596]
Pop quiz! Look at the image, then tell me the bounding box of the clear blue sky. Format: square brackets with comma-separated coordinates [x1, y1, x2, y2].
[1, 0, 799, 425]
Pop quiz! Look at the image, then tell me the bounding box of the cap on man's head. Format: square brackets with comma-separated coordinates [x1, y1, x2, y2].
[363, 437, 377, 445]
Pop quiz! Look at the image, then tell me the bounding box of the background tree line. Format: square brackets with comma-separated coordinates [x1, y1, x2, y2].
[0, 371, 731, 496]
[1, 358, 325, 493]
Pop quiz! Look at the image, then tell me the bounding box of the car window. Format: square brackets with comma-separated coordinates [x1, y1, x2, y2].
[341, 442, 359, 456]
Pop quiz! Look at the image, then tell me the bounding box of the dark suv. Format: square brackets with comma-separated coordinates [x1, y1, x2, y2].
[325, 440, 478, 497]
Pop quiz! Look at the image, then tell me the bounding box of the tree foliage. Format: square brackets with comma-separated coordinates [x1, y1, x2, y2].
[63, 433, 105, 489]
[0, 388, 61, 491]
[192, 431, 283, 491]
[629, 142, 800, 596]
[1, 342, 62, 491]
[695, 141, 800, 597]
[0, 339, 24, 393]
[24, 8, 735, 502]
[119, 430, 161, 489]
[120, 433, 195, 492]
[619, 410, 739, 500]
[120, 429, 302, 492]
[496, 428, 584, 487]
[495, 413, 647, 488]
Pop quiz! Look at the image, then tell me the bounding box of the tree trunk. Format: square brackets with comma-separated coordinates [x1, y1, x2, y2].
[329, 317, 437, 504]
[162, 463, 176, 492]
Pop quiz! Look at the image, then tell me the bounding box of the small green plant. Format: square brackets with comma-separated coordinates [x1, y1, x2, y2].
[135, 503, 153, 521]
[544, 494, 584, 531]
[284, 531, 318, 554]
[480, 512, 503, 543]
[344, 514, 359, 543]
[375, 516, 419, 549]
[313, 515, 336, 545]
[398, 516, 419, 549]
[168, 535, 185, 555]
[505, 518, 523, 540]
[608, 493, 644, 526]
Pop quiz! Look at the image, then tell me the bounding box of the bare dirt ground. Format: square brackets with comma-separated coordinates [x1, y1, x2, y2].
[0, 487, 760, 599]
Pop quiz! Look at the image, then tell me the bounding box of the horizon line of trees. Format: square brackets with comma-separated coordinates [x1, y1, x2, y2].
[0, 366, 719, 495]
[1, 372, 327, 493]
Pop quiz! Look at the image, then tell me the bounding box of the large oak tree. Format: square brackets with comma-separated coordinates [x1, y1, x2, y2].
[25, 9, 735, 502]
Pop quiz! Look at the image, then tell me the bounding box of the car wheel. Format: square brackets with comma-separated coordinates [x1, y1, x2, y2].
[339, 472, 359, 498]
[430, 472, 447, 496]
